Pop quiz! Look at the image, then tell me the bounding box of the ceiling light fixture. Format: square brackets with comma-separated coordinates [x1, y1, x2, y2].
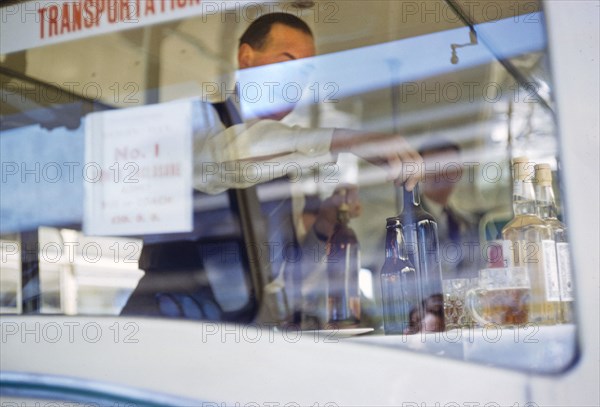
[450, 29, 478, 64]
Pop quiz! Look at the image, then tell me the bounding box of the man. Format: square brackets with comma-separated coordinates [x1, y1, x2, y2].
[197, 10, 422, 265]
[212, 13, 424, 327]
[124, 13, 423, 326]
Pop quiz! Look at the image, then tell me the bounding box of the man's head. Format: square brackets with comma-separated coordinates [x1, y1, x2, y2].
[238, 12, 315, 69]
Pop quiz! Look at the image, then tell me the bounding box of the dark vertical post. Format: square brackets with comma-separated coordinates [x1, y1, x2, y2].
[20, 230, 40, 313]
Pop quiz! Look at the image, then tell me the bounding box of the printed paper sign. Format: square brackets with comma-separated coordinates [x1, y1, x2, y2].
[84, 99, 193, 235]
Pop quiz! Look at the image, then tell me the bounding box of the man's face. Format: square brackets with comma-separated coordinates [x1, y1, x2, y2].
[238, 23, 315, 121]
[238, 23, 315, 69]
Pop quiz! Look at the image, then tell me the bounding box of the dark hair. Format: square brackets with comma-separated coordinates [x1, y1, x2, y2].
[239, 12, 313, 50]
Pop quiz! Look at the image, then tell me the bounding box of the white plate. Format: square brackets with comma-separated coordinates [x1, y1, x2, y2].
[302, 327, 375, 339]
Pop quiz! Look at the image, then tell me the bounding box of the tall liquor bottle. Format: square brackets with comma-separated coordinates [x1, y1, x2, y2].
[502, 157, 559, 324]
[398, 183, 444, 329]
[534, 163, 574, 323]
[380, 217, 419, 334]
[326, 190, 361, 326]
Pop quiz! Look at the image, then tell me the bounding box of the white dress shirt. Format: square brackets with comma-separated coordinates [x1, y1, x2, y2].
[192, 100, 335, 195]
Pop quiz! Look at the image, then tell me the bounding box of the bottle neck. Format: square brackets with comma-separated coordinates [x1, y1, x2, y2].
[337, 208, 350, 225]
[403, 183, 421, 211]
[535, 184, 559, 219]
[385, 222, 409, 261]
[512, 179, 537, 216]
[337, 189, 350, 225]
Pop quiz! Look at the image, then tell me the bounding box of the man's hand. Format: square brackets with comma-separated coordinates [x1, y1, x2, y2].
[330, 129, 423, 191]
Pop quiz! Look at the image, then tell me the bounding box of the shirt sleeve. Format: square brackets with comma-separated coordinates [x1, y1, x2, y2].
[193, 102, 335, 194]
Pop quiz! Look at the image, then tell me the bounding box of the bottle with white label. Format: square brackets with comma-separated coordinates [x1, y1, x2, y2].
[534, 163, 574, 323]
[501, 157, 559, 325]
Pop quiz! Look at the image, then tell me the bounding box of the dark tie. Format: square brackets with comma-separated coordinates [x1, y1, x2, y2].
[445, 206, 461, 245]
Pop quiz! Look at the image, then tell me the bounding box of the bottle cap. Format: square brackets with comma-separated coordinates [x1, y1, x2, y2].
[512, 157, 533, 181]
[534, 163, 553, 186]
[512, 156, 529, 163]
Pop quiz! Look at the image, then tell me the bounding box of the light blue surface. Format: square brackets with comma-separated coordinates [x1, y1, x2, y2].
[1, 123, 85, 233]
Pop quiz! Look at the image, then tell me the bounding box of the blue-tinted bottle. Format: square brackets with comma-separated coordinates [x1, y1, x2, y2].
[398, 184, 444, 330]
[326, 193, 361, 326]
[380, 217, 419, 334]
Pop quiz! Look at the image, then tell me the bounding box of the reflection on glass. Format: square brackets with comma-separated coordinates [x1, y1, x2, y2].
[0, 1, 577, 374]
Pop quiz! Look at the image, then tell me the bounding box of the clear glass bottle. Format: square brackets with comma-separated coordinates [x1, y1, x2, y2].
[398, 184, 444, 331]
[502, 157, 559, 324]
[326, 190, 361, 326]
[380, 217, 419, 334]
[534, 163, 574, 323]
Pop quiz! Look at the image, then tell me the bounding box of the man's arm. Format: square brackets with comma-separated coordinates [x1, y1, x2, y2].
[193, 102, 422, 194]
[331, 128, 423, 191]
[194, 119, 335, 194]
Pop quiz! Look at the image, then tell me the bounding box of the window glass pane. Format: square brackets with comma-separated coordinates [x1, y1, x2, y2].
[1, 0, 577, 374]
